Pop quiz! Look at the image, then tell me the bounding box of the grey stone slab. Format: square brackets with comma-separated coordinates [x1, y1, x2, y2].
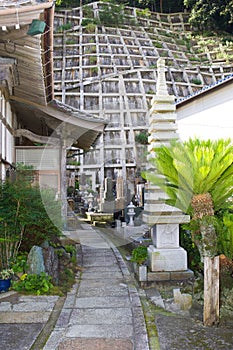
[82, 272, 123, 280]
[57, 338, 133, 350]
[75, 296, 131, 308]
[12, 300, 56, 312]
[82, 260, 116, 267]
[77, 285, 129, 297]
[66, 323, 133, 338]
[0, 311, 50, 323]
[62, 294, 76, 308]
[79, 279, 124, 288]
[82, 248, 112, 253]
[83, 265, 120, 272]
[56, 308, 73, 328]
[69, 307, 133, 325]
[132, 306, 145, 320]
[0, 302, 12, 311]
[82, 263, 116, 269]
[84, 256, 115, 261]
[130, 294, 142, 308]
[0, 323, 44, 350]
[134, 332, 150, 350]
[43, 329, 66, 350]
[19, 295, 59, 303]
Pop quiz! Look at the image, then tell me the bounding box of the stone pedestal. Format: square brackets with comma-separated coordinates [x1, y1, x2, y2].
[147, 217, 189, 272]
[148, 245, 187, 272]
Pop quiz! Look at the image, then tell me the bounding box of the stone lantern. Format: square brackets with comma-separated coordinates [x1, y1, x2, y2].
[127, 201, 136, 226]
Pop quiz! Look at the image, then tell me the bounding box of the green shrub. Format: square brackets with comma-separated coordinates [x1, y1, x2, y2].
[57, 22, 72, 32]
[131, 246, 148, 265]
[135, 131, 149, 145]
[180, 227, 201, 272]
[191, 78, 202, 85]
[0, 166, 62, 269]
[12, 253, 28, 274]
[12, 272, 54, 295]
[217, 212, 233, 259]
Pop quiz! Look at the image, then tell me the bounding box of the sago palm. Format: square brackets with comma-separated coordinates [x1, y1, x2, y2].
[144, 138, 233, 326]
[144, 138, 233, 258]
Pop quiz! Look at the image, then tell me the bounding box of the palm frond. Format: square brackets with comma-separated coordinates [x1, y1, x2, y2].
[144, 138, 233, 216]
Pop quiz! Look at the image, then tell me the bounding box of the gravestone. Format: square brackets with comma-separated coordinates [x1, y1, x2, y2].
[42, 241, 59, 284]
[27, 246, 45, 275]
[103, 177, 115, 213]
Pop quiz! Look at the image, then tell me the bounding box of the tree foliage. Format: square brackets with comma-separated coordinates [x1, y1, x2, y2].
[55, 0, 233, 34]
[0, 168, 62, 269]
[56, 0, 184, 13]
[184, 0, 233, 33]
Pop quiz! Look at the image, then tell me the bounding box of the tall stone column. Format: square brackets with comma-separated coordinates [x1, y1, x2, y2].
[143, 58, 190, 274]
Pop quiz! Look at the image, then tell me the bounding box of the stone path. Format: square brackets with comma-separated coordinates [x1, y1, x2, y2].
[0, 294, 60, 350]
[44, 224, 149, 350]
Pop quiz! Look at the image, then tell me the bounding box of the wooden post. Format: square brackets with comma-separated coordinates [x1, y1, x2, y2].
[60, 141, 67, 228]
[203, 255, 220, 326]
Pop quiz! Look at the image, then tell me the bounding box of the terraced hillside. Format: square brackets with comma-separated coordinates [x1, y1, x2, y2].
[53, 2, 233, 194]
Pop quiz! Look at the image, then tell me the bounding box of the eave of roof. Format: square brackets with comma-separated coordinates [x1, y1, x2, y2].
[39, 100, 107, 150]
[176, 73, 233, 108]
[12, 98, 106, 150]
[0, 1, 54, 105]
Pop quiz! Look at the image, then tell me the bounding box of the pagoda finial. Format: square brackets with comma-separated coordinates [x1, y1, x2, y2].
[156, 58, 168, 96]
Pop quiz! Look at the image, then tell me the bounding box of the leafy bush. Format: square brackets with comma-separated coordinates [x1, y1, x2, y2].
[131, 246, 148, 265]
[180, 227, 201, 272]
[191, 78, 202, 85]
[135, 131, 149, 145]
[217, 211, 233, 259]
[12, 253, 28, 274]
[12, 272, 53, 295]
[0, 167, 62, 269]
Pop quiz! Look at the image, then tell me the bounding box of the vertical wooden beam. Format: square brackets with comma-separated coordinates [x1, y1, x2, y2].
[203, 256, 220, 326]
[60, 141, 67, 228]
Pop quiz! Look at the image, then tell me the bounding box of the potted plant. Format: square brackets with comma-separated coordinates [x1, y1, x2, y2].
[0, 268, 14, 292]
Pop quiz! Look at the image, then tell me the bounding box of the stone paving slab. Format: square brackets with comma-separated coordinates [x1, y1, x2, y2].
[12, 300, 56, 312]
[58, 338, 133, 350]
[75, 296, 131, 308]
[82, 251, 115, 258]
[66, 323, 133, 338]
[82, 258, 117, 267]
[77, 279, 125, 288]
[0, 311, 51, 323]
[81, 271, 123, 279]
[83, 266, 120, 272]
[77, 285, 129, 297]
[69, 307, 133, 324]
[0, 323, 44, 350]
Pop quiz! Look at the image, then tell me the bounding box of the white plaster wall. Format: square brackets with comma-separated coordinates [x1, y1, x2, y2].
[177, 84, 233, 141]
[0, 91, 15, 179]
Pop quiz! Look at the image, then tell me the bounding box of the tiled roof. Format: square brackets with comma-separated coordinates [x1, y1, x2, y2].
[176, 73, 233, 105]
[0, 0, 50, 9]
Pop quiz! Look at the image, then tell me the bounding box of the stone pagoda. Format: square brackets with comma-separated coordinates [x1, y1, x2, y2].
[143, 58, 192, 279]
